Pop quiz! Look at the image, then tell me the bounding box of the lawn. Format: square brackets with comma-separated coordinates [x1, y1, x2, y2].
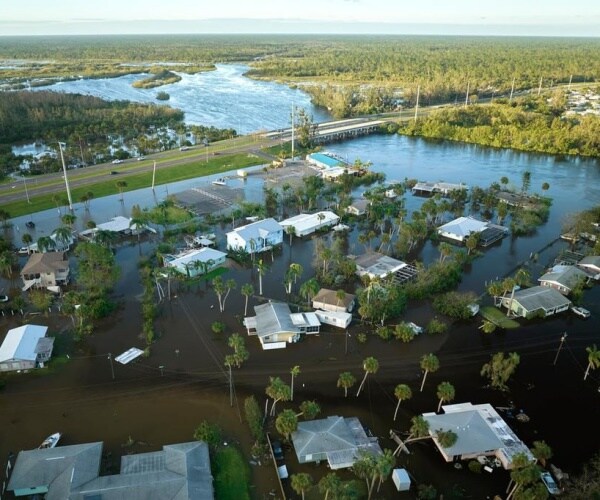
[480, 306, 521, 329]
[212, 446, 251, 500]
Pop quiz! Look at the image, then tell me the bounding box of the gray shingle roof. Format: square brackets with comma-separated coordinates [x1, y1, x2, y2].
[254, 302, 300, 338]
[512, 286, 571, 312]
[538, 265, 587, 290]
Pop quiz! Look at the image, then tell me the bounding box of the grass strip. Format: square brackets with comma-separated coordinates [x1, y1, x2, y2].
[212, 446, 251, 500]
[480, 306, 521, 329]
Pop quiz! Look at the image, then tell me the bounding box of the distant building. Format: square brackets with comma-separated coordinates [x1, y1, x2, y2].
[291, 416, 382, 469]
[422, 403, 534, 470]
[79, 215, 154, 240]
[538, 265, 589, 295]
[21, 252, 70, 291]
[345, 199, 370, 216]
[306, 152, 348, 170]
[312, 288, 356, 313]
[577, 255, 600, 279]
[226, 218, 283, 254]
[8, 441, 214, 499]
[354, 252, 418, 283]
[412, 181, 468, 197]
[280, 211, 340, 237]
[244, 302, 320, 349]
[500, 286, 571, 318]
[164, 248, 227, 277]
[437, 216, 508, 247]
[0, 325, 53, 372]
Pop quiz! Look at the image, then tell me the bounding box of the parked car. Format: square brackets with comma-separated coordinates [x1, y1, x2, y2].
[179, 146, 189, 151]
[571, 306, 591, 319]
[137, 156, 146, 161]
[112, 159, 123, 164]
[540, 471, 561, 496]
[0, 295, 9, 303]
[110, 171, 119, 175]
[271, 440, 284, 461]
[25, 221, 35, 229]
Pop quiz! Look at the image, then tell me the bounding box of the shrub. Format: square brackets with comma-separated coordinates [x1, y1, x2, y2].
[427, 317, 448, 335]
[468, 460, 483, 473]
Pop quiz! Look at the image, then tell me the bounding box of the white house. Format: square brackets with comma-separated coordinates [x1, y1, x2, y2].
[21, 252, 70, 291]
[354, 252, 418, 283]
[280, 211, 340, 237]
[0, 325, 54, 372]
[226, 218, 283, 254]
[314, 310, 353, 329]
[345, 199, 369, 216]
[538, 265, 588, 295]
[312, 288, 356, 313]
[25, 231, 75, 253]
[79, 216, 154, 240]
[500, 286, 571, 318]
[437, 216, 508, 247]
[422, 403, 534, 470]
[163, 248, 227, 277]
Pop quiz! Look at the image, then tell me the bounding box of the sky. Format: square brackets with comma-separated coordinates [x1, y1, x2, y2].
[1, 0, 599, 37]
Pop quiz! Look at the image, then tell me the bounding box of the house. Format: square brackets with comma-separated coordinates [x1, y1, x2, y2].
[226, 218, 283, 254]
[422, 403, 534, 470]
[291, 416, 382, 470]
[345, 199, 369, 216]
[0, 325, 53, 372]
[500, 286, 571, 318]
[538, 265, 588, 295]
[354, 252, 418, 283]
[163, 248, 227, 277]
[79, 215, 154, 240]
[314, 310, 353, 329]
[280, 211, 340, 237]
[7, 441, 214, 499]
[244, 302, 320, 349]
[577, 255, 600, 280]
[412, 181, 468, 197]
[306, 152, 348, 170]
[437, 216, 508, 247]
[25, 231, 74, 253]
[21, 252, 70, 291]
[312, 288, 356, 313]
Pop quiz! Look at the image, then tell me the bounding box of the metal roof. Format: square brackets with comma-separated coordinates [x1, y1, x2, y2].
[437, 216, 488, 238]
[0, 324, 48, 363]
[578, 255, 600, 268]
[165, 248, 227, 268]
[253, 302, 300, 338]
[538, 265, 588, 290]
[511, 286, 571, 312]
[280, 211, 339, 234]
[228, 218, 282, 244]
[355, 252, 407, 277]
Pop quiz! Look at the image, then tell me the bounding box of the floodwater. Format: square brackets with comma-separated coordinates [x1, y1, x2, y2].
[2, 67, 600, 497]
[31, 64, 330, 134]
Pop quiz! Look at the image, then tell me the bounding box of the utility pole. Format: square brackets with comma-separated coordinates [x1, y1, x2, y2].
[58, 142, 74, 210]
[537, 77, 543, 96]
[291, 103, 295, 160]
[568, 74, 573, 91]
[23, 177, 30, 204]
[107, 353, 115, 380]
[151, 161, 157, 191]
[345, 330, 349, 356]
[553, 333, 567, 366]
[159, 365, 165, 376]
[228, 364, 233, 407]
[414, 85, 420, 122]
[465, 81, 470, 107]
[509, 77, 516, 102]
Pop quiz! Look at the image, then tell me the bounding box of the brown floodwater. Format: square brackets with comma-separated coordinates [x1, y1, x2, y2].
[1, 226, 599, 499]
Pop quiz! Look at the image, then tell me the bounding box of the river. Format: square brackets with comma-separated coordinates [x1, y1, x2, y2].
[2, 65, 600, 498]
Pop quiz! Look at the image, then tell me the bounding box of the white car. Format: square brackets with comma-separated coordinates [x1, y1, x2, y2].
[0, 295, 8, 303]
[112, 159, 123, 164]
[179, 146, 189, 151]
[571, 306, 591, 319]
[540, 472, 561, 495]
[137, 156, 146, 161]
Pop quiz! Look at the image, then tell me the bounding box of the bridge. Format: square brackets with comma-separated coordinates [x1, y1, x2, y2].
[263, 117, 389, 145]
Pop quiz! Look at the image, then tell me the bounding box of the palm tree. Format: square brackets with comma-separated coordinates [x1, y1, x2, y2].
[36, 236, 55, 253]
[299, 277, 320, 306]
[531, 440, 553, 467]
[94, 229, 117, 248]
[356, 356, 379, 397]
[438, 242, 453, 263]
[275, 409, 298, 440]
[0, 251, 14, 278]
[420, 353, 440, 392]
[115, 180, 128, 202]
[285, 225, 296, 246]
[212, 276, 226, 312]
[337, 371, 356, 397]
[241, 283, 254, 316]
[335, 289, 346, 308]
[266, 376, 291, 416]
[584, 345, 600, 381]
[393, 384, 412, 421]
[21, 233, 33, 254]
[60, 213, 76, 227]
[436, 381, 456, 412]
[290, 472, 313, 500]
[52, 226, 72, 249]
[374, 449, 396, 493]
[297, 400, 321, 420]
[318, 473, 341, 500]
[290, 365, 301, 401]
[256, 259, 268, 296]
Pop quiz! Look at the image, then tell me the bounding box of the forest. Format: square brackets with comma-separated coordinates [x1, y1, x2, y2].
[398, 95, 600, 158]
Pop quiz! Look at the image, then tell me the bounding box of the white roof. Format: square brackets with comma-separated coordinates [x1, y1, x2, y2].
[227, 218, 282, 242]
[0, 324, 48, 363]
[115, 347, 144, 365]
[290, 312, 321, 327]
[438, 216, 488, 238]
[79, 216, 150, 237]
[165, 247, 227, 267]
[280, 212, 339, 232]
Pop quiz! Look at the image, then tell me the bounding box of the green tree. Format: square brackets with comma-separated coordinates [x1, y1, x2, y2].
[193, 420, 222, 449]
[74, 242, 120, 296]
[297, 400, 321, 420]
[584, 345, 600, 381]
[60, 213, 76, 227]
[116, 180, 128, 201]
[36, 236, 55, 253]
[531, 440, 553, 467]
[299, 277, 320, 306]
[436, 381, 456, 412]
[356, 356, 379, 397]
[241, 282, 254, 316]
[465, 231, 480, 255]
[52, 226, 72, 248]
[21, 233, 33, 254]
[291, 472, 313, 500]
[481, 352, 520, 390]
[337, 371, 356, 397]
[28, 289, 52, 314]
[275, 409, 298, 440]
[420, 353, 440, 392]
[256, 258, 268, 296]
[290, 365, 300, 401]
[318, 473, 342, 500]
[244, 396, 265, 444]
[266, 376, 291, 416]
[393, 384, 412, 421]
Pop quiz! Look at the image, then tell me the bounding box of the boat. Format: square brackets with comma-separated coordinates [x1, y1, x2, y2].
[212, 178, 226, 186]
[332, 223, 350, 232]
[39, 432, 61, 449]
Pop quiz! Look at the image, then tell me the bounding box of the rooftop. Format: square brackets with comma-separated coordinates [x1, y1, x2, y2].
[0, 324, 48, 363]
[437, 216, 488, 238]
[280, 211, 339, 233]
[228, 218, 282, 242]
[312, 288, 356, 309]
[511, 286, 571, 312]
[538, 265, 588, 290]
[252, 302, 300, 339]
[164, 248, 227, 268]
[21, 252, 67, 275]
[355, 252, 408, 277]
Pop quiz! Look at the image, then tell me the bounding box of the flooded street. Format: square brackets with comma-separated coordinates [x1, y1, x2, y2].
[2, 65, 600, 498]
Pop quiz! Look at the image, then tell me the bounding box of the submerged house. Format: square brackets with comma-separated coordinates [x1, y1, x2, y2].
[21, 252, 70, 291]
[500, 286, 571, 318]
[0, 325, 54, 372]
[280, 211, 340, 237]
[577, 255, 600, 279]
[538, 265, 588, 295]
[437, 216, 508, 247]
[291, 416, 382, 470]
[226, 218, 283, 254]
[79, 215, 153, 240]
[163, 248, 227, 277]
[345, 199, 370, 216]
[7, 441, 214, 499]
[312, 288, 356, 313]
[354, 252, 418, 283]
[244, 302, 320, 349]
[422, 403, 534, 470]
